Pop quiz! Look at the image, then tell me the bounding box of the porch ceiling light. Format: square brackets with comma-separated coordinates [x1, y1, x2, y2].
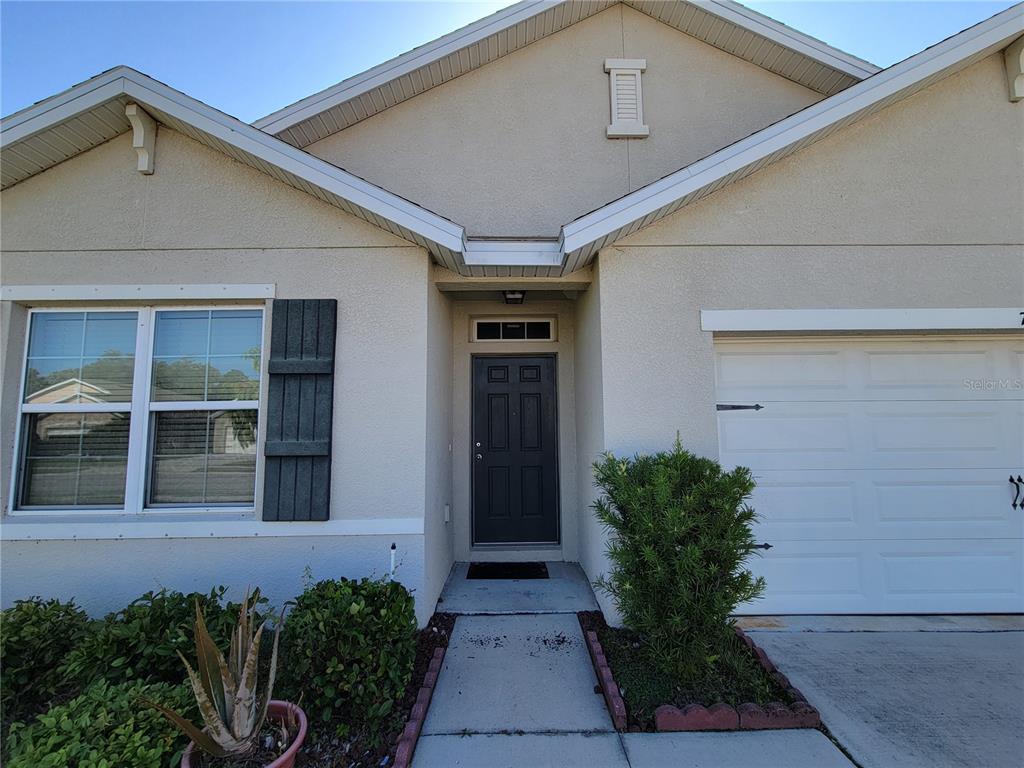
[503, 290, 525, 305]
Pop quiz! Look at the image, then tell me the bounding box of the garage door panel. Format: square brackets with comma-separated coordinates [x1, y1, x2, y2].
[749, 469, 1020, 542]
[717, 338, 1023, 402]
[717, 335, 1023, 615]
[740, 540, 1024, 614]
[721, 402, 1019, 470]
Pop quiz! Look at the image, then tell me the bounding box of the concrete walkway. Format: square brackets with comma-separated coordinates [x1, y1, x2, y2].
[747, 615, 1024, 768]
[412, 565, 855, 767]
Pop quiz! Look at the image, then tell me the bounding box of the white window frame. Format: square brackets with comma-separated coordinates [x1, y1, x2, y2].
[470, 316, 558, 343]
[8, 305, 267, 518]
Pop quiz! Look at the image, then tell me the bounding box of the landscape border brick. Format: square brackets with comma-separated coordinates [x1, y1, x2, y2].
[394, 645, 447, 768]
[577, 614, 821, 733]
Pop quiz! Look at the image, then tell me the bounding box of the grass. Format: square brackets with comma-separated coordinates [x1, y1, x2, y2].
[582, 613, 791, 731]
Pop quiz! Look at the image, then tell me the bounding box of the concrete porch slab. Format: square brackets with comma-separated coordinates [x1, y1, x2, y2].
[437, 561, 599, 614]
[421, 613, 611, 735]
[754, 628, 1024, 768]
[412, 732, 629, 768]
[621, 730, 855, 768]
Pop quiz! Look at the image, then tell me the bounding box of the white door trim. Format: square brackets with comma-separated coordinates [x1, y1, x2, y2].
[701, 308, 1024, 333]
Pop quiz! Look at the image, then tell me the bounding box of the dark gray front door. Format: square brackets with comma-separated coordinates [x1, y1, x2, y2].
[472, 355, 559, 544]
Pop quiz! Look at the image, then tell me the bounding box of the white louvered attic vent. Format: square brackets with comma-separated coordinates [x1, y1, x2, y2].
[605, 58, 649, 138]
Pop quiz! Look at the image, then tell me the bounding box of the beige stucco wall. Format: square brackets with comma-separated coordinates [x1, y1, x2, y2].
[423, 284, 454, 610]
[579, 54, 1024, 606]
[305, 4, 821, 237]
[0, 128, 439, 622]
[448, 298, 579, 562]
[572, 261, 614, 615]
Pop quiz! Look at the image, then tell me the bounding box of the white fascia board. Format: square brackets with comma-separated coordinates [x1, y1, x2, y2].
[700, 308, 1024, 332]
[692, 0, 879, 79]
[560, 5, 1024, 256]
[463, 239, 564, 267]
[116, 75, 466, 253]
[2, 284, 276, 302]
[1, 68, 465, 256]
[0, 68, 129, 145]
[0, 516, 425, 541]
[254, 0, 557, 134]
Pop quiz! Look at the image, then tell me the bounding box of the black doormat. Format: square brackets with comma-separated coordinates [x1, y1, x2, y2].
[466, 562, 549, 580]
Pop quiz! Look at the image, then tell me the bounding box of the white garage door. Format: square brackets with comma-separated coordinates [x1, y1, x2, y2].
[716, 336, 1024, 614]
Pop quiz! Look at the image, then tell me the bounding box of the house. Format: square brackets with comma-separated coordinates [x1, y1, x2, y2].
[1, 1, 1022, 624]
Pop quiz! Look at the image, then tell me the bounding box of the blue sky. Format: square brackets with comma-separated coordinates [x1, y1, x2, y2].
[1, 1, 1017, 122]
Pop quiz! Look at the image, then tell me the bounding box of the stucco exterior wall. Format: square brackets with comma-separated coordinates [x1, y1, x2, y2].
[422, 284, 454, 612]
[449, 299, 579, 562]
[305, 5, 821, 236]
[1, 128, 438, 622]
[572, 262, 615, 617]
[579, 54, 1024, 602]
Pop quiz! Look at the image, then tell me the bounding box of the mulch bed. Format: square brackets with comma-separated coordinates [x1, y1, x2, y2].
[296, 612, 456, 768]
[578, 611, 819, 733]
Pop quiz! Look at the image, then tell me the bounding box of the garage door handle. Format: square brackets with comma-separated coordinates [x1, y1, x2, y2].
[1011, 476, 1023, 510]
[717, 404, 764, 411]
[752, 542, 773, 550]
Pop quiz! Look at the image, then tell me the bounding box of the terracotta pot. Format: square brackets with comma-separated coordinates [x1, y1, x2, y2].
[181, 700, 308, 768]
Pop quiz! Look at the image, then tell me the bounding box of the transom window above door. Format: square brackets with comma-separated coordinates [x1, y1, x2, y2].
[13, 307, 264, 514]
[471, 317, 556, 342]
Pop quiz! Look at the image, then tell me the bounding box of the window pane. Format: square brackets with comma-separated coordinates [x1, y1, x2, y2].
[20, 413, 129, 507]
[24, 312, 136, 403]
[526, 322, 551, 340]
[501, 322, 525, 339]
[153, 311, 209, 357]
[476, 322, 500, 340]
[152, 310, 262, 401]
[148, 410, 257, 506]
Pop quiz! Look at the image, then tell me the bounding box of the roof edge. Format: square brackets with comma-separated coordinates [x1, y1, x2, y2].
[559, 2, 1024, 264]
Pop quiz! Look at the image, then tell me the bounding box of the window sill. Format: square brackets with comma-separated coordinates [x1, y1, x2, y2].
[0, 514, 425, 541]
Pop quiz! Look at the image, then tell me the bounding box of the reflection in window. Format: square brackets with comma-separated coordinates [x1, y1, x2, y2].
[19, 413, 130, 507]
[24, 312, 137, 403]
[148, 410, 257, 505]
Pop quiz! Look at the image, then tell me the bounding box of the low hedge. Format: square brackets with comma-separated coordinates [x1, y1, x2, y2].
[4, 679, 194, 768]
[280, 577, 417, 744]
[0, 597, 92, 726]
[60, 587, 268, 688]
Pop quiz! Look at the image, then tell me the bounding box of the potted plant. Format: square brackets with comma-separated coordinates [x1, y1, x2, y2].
[146, 591, 307, 768]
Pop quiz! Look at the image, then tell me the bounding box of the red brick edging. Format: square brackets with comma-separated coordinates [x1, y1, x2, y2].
[394, 645, 446, 768]
[653, 626, 820, 732]
[582, 628, 628, 731]
[580, 618, 820, 733]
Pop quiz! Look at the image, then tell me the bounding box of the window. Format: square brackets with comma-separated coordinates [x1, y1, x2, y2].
[471, 318, 556, 342]
[13, 307, 264, 513]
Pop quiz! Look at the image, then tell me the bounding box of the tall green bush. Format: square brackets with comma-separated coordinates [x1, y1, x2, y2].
[5, 679, 194, 768]
[1, 597, 92, 726]
[593, 439, 765, 679]
[280, 578, 416, 744]
[60, 587, 267, 688]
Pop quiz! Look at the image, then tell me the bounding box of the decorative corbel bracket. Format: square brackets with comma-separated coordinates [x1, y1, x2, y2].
[1005, 35, 1024, 102]
[125, 103, 157, 174]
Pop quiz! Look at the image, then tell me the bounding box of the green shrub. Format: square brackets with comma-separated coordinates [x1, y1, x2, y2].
[4, 679, 194, 768]
[593, 439, 765, 679]
[60, 587, 267, 688]
[1, 597, 92, 725]
[280, 578, 416, 743]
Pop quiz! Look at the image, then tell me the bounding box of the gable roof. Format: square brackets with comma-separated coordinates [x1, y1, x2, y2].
[255, 0, 879, 147]
[0, 66, 468, 271]
[556, 2, 1024, 272]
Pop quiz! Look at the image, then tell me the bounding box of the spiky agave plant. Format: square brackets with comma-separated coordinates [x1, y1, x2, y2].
[146, 591, 282, 759]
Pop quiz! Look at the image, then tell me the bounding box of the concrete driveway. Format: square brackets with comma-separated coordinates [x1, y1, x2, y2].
[743, 616, 1024, 768]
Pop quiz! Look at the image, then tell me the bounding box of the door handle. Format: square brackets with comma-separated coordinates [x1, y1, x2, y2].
[1011, 475, 1023, 510]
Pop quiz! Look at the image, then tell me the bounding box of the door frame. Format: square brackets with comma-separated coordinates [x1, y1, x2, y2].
[470, 352, 561, 547]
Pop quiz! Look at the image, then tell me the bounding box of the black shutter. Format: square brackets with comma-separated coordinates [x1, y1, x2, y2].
[262, 299, 336, 521]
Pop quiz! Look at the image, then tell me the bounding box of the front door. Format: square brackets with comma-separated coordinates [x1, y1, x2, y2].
[472, 355, 559, 544]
